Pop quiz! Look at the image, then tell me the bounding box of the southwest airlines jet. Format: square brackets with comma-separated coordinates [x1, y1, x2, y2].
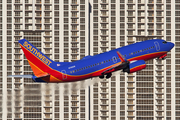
[9, 39, 174, 83]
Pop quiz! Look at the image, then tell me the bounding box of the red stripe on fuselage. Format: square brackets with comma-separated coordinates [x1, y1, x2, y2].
[21, 43, 167, 82]
[20, 45, 63, 82]
[128, 51, 167, 61]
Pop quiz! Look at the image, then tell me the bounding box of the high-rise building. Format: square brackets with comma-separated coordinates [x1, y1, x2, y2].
[1, 0, 89, 120]
[0, 0, 179, 120]
[89, 0, 178, 120]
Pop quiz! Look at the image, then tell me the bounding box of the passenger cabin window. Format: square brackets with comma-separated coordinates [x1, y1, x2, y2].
[128, 45, 156, 56]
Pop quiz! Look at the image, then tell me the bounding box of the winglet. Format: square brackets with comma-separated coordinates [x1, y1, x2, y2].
[116, 51, 126, 62]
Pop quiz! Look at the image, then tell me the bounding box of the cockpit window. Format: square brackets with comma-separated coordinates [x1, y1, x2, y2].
[163, 41, 167, 44]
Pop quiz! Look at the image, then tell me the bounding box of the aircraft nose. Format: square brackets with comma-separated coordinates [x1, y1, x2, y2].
[170, 42, 175, 48]
[168, 42, 175, 51]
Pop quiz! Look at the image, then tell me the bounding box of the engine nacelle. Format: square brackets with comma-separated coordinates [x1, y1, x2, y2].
[123, 60, 146, 73]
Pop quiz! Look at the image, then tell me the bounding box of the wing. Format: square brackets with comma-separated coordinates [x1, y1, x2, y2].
[102, 62, 128, 75]
[102, 51, 129, 75]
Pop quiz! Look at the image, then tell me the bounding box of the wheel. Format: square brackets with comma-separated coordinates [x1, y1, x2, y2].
[99, 75, 104, 79]
[106, 73, 112, 79]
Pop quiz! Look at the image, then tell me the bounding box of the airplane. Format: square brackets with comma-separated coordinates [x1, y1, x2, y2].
[8, 39, 174, 83]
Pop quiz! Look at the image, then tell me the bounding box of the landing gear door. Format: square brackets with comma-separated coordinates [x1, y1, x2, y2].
[61, 70, 67, 80]
[154, 41, 160, 51]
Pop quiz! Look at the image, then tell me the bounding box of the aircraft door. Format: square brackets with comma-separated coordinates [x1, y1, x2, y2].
[112, 56, 117, 63]
[61, 70, 67, 80]
[154, 41, 160, 51]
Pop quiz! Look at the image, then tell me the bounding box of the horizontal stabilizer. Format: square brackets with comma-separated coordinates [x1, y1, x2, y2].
[8, 75, 33, 78]
[36, 72, 50, 78]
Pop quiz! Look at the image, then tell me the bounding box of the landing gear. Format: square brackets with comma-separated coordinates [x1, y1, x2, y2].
[99, 73, 112, 79]
[99, 75, 104, 79]
[106, 73, 112, 79]
[157, 54, 167, 60]
[157, 57, 166, 60]
[162, 57, 166, 60]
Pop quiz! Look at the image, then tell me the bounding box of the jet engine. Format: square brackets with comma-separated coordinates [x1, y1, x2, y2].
[123, 60, 146, 73]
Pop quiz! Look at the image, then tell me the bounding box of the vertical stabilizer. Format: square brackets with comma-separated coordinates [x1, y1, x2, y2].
[18, 39, 55, 77]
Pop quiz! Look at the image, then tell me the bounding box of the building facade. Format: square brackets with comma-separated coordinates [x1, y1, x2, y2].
[1, 0, 89, 120]
[89, 0, 178, 120]
[0, 0, 179, 120]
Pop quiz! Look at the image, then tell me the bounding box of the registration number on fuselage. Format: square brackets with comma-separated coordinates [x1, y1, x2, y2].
[68, 66, 75, 69]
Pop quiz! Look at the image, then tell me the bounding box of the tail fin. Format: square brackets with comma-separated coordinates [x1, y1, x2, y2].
[19, 39, 57, 77]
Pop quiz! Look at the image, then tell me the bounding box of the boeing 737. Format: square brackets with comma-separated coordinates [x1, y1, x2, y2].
[9, 39, 174, 83]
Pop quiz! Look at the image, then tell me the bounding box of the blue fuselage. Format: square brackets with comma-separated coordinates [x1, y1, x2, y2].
[54, 39, 174, 81]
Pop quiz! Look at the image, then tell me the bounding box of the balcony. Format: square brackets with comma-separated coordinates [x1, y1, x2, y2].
[127, 112, 135, 117]
[127, 83, 135, 88]
[148, 0, 154, 4]
[127, 101, 135, 105]
[44, 44, 52, 48]
[127, 95, 134, 99]
[128, 106, 135, 111]
[138, 12, 145, 17]
[44, 1, 52, 4]
[25, 6, 33, 11]
[156, 89, 164, 94]
[44, 114, 52, 119]
[128, 0, 135, 4]
[71, 2, 79, 5]
[100, 13, 108, 17]
[127, 73, 135, 77]
[44, 102, 52, 107]
[15, 1, 22, 4]
[137, 31, 145, 36]
[127, 89, 135, 94]
[44, 109, 52, 113]
[100, 101, 109, 106]
[156, 96, 164, 99]
[100, 7, 108, 11]
[100, 0, 108, 5]
[138, 6, 145, 10]
[100, 91, 108, 94]
[128, 13, 135, 17]
[14, 7, 23, 11]
[100, 96, 108, 100]
[127, 77, 134, 82]
[25, 19, 33, 24]
[128, 6, 135, 11]
[156, 113, 164, 118]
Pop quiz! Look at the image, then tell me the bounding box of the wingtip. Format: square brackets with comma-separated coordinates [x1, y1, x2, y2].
[116, 51, 126, 62]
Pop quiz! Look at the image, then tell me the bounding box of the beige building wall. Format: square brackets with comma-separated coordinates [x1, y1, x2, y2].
[1, 0, 89, 120]
[89, 0, 178, 120]
[0, 0, 179, 120]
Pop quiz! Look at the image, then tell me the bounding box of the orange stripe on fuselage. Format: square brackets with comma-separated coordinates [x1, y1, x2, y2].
[28, 60, 45, 76]
[28, 60, 61, 82]
[20, 42, 167, 82]
[20, 43, 122, 80]
[128, 51, 167, 61]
